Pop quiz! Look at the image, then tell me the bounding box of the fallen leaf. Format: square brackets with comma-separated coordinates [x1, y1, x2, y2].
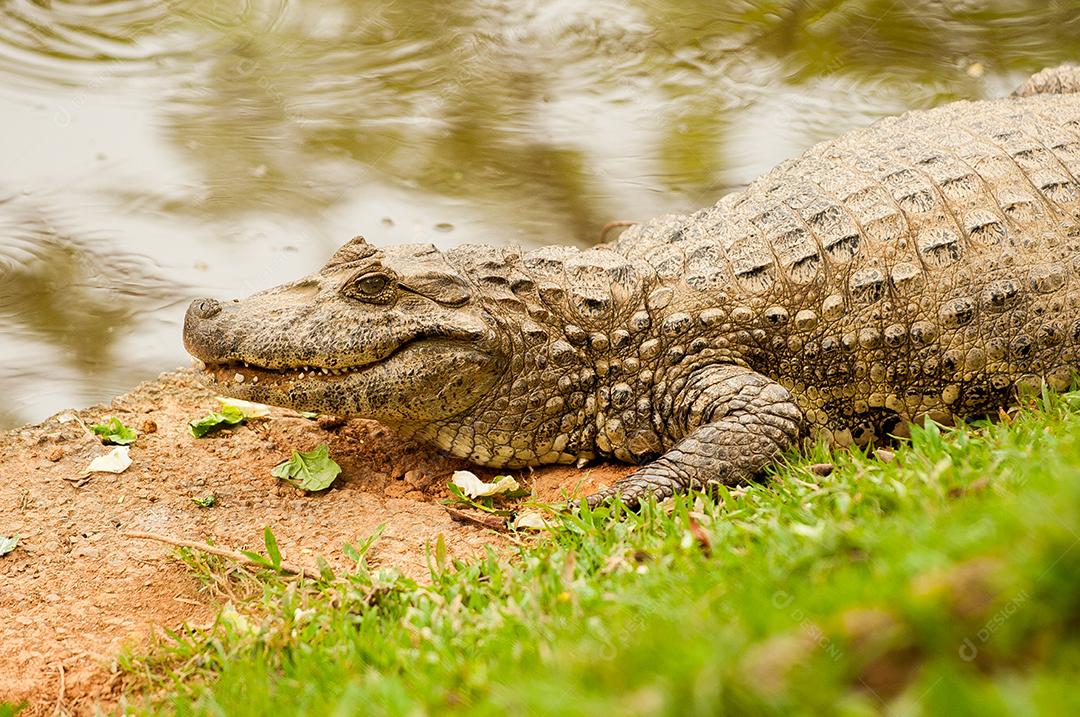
[513, 510, 551, 531]
[192, 493, 217, 508]
[85, 446, 132, 474]
[217, 397, 272, 418]
[451, 471, 519, 498]
[91, 417, 138, 445]
[188, 404, 246, 438]
[272, 444, 341, 492]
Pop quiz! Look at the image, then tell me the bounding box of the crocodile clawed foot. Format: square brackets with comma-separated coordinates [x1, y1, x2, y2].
[582, 471, 682, 511]
[582, 485, 636, 511]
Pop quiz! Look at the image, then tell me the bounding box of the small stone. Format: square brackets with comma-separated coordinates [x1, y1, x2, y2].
[46, 447, 64, 462]
[317, 415, 348, 430]
[873, 449, 895, 463]
[140, 419, 157, 434]
[808, 463, 835, 477]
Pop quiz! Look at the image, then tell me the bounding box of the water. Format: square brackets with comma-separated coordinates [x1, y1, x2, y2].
[1, 0, 1077, 428]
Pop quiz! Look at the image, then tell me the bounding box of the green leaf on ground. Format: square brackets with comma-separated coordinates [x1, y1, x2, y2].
[271, 444, 341, 492]
[90, 417, 138, 445]
[217, 397, 272, 418]
[192, 493, 216, 508]
[0, 535, 18, 557]
[188, 404, 246, 438]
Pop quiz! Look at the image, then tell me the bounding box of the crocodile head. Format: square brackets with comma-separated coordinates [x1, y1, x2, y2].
[183, 236, 505, 424]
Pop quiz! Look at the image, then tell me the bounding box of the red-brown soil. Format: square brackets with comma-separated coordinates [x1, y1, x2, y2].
[0, 370, 630, 714]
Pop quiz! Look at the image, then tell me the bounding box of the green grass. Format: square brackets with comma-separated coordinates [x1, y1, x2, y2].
[117, 393, 1080, 716]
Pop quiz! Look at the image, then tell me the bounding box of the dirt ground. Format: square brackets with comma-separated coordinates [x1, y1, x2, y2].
[0, 370, 630, 715]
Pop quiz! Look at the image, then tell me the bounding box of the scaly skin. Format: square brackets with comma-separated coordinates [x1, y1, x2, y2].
[184, 65, 1080, 507]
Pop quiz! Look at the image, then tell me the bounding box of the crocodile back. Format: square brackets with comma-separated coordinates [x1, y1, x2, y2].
[615, 93, 1080, 442]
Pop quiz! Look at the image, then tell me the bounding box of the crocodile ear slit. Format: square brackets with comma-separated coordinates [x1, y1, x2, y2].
[400, 271, 472, 306]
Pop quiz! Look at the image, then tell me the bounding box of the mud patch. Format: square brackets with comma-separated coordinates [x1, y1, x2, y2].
[0, 370, 631, 714]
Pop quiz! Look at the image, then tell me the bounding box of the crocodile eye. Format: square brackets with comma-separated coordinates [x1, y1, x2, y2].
[344, 272, 395, 303]
[357, 274, 389, 295]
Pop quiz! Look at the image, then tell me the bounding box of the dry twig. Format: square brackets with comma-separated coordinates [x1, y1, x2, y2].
[52, 662, 66, 717]
[123, 530, 321, 581]
[444, 507, 509, 532]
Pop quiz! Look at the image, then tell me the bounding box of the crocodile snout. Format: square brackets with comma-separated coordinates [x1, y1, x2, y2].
[183, 297, 231, 363]
[188, 297, 223, 320]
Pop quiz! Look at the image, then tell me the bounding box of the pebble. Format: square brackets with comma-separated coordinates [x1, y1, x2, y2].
[71, 544, 99, 559]
[874, 449, 896, 463]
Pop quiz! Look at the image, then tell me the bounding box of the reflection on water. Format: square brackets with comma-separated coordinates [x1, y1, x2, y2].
[0, 0, 1076, 428]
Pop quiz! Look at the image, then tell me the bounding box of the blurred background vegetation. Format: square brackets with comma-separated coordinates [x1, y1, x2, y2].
[0, 0, 1077, 427]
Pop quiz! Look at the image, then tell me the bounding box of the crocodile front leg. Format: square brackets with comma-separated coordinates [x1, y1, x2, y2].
[586, 365, 803, 508]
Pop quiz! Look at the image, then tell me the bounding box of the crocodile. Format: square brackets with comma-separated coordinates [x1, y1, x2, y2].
[184, 64, 1080, 506]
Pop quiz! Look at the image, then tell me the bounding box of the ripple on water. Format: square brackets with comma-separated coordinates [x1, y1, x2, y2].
[0, 194, 185, 370]
[0, 0, 288, 92]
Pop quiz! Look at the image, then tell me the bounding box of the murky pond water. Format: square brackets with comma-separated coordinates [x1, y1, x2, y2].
[0, 0, 1077, 428]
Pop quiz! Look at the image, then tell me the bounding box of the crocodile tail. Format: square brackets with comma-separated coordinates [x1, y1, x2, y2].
[1013, 63, 1080, 97]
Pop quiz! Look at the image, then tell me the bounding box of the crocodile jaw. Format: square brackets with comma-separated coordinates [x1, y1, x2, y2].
[194, 339, 502, 423]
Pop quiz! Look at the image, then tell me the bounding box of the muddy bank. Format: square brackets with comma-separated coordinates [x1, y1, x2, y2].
[0, 370, 629, 714]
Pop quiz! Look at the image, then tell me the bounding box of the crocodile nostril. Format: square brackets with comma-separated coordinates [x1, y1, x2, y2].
[190, 298, 223, 320]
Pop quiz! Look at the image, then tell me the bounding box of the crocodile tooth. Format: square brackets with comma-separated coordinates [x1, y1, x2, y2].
[321, 368, 329, 375]
[233, 372, 245, 384]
